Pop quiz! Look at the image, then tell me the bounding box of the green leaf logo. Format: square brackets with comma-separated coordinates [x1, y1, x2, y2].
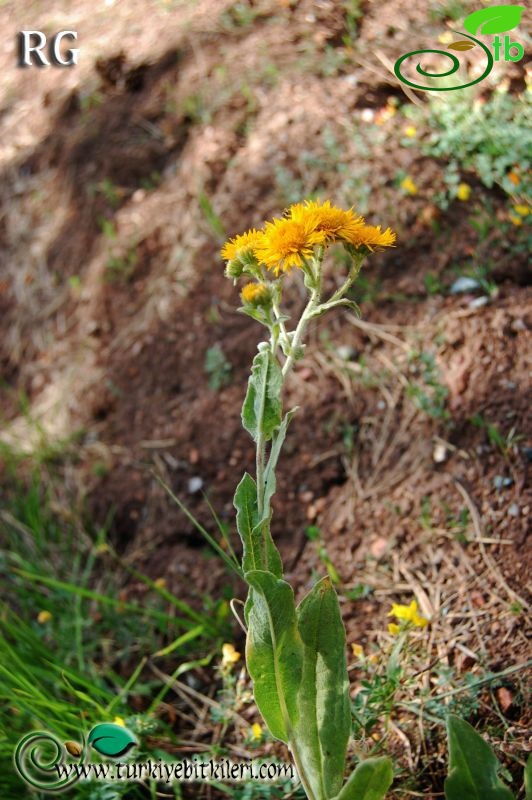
[447, 40, 476, 50]
[463, 4, 525, 36]
[87, 723, 137, 758]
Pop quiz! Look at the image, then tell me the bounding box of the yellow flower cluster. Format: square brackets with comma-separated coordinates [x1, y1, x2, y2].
[220, 200, 396, 276]
[387, 600, 429, 635]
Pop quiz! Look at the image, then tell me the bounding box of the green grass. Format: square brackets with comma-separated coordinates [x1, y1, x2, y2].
[0, 451, 231, 799]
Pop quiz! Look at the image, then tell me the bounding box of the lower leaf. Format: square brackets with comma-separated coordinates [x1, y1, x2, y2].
[333, 757, 393, 800]
[245, 570, 303, 743]
[294, 577, 351, 800]
[444, 715, 515, 800]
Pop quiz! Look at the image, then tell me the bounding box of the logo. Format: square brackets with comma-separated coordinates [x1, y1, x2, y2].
[14, 722, 137, 792]
[17, 30, 79, 68]
[394, 4, 525, 91]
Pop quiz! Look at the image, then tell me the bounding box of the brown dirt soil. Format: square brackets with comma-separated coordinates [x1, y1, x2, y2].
[1, 0, 530, 797]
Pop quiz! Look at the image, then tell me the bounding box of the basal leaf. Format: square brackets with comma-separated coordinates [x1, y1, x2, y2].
[447, 40, 476, 50]
[245, 570, 303, 743]
[88, 723, 137, 758]
[463, 5, 524, 36]
[333, 757, 394, 800]
[242, 349, 282, 443]
[294, 577, 351, 800]
[444, 716, 515, 800]
[234, 473, 282, 576]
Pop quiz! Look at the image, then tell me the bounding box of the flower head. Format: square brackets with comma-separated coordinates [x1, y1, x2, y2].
[37, 610, 52, 624]
[240, 282, 272, 307]
[400, 176, 418, 196]
[221, 229, 262, 263]
[388, 599, 429, 629]
[250, 723, 263, 741]
[343, 224, 396, 251]
[288, 199, 364, 243]
[253, 216, 326, 274]
[456, 183, 472, 202]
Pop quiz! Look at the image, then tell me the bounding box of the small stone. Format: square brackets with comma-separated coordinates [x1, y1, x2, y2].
[433, 442, 448, 463]
[187, 477, 203, 494]
[369, 537, 388, 559]
[450, 276, 481, 295]
[189, 448, 200, 464]
[493, 475, 514, 490]
[336, 345, 357, 361]
[469, 296, 489, 309]
[508, 503, 519, 517]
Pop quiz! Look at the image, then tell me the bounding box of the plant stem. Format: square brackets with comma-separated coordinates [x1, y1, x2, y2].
[282, 286, 320, 378]
[256, 429, 266, 520]
[289, 738, 319, 800]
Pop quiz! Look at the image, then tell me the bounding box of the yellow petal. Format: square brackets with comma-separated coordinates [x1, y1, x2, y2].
[388, 623, 401, 635]
[251, 723, 263, 740]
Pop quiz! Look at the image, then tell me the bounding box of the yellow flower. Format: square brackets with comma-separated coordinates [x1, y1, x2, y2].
[456, 183, 472, 201]
[400, 176, 418, 196]
[344, 224, 396, 251]
[438, 31, 454, 44]
[388, 600, 429, 628]
[404, 125, 417, 138]
[240, 282, 271, 306]
[222, 643, 241, 667]
[153, 577, 166, 589]
[509, 214, 522, 226]
[37, 610, 52, 624]
[288, 199, 364, 243]
[253, 216, 326, 274]
[351, 643, 364, 659]
[388, 623, 401, 635]
[113, 716, 126, 727]
[221, 229, 263, 262]
[250, 723, 263, 741]
[513, 204, 529, 216]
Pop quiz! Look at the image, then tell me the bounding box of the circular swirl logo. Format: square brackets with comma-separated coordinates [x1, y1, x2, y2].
[394, 30, 493, 92]
[14, 731, 85, 792]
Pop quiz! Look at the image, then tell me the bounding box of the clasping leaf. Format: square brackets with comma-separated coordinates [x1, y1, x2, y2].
[245, 570, 303, 743]
[294, 577, 351, 800]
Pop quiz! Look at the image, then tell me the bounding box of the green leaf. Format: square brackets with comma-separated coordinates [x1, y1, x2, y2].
[242, 349, 282, 442]
[234, 473, 282, 576]
[262, 407, 298, 515]
[245, 570, 303, 743]
[88, 723, 137, 758]
[525, 755, 532, 800]
[294, 577, 351, 800]
[463, 5, 524, 35]
[444, 716, 515, 800]
[333, 757, 394, 800]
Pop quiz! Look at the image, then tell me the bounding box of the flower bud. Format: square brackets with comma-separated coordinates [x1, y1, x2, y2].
[240, 282, 272, 307]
